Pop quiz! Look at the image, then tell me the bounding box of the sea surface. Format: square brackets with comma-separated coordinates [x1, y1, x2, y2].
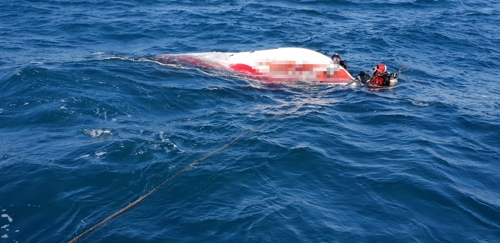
[1, 0, 500, 242]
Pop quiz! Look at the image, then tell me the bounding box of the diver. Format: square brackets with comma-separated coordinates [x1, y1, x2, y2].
[357, 63, 399, 87]
[330, 54, 400, 87]
[331, 53, 348, 70]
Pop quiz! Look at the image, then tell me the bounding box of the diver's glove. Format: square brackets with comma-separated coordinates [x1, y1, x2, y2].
[356, 71, 367, 84]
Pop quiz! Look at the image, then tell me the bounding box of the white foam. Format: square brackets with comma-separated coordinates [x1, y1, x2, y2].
[76, 154, 90, 160]
[1, 234, 7, 238]
[95, 152, 107, 157]
[84, 129, 112, 138]
[159, 132, 169, 142]
[1, 214, 12, 223]
[410, 99, 431, 107]
[1, 224, 8, 229]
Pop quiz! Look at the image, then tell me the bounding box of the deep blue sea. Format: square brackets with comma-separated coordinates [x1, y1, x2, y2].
[1, 0, 500, 242]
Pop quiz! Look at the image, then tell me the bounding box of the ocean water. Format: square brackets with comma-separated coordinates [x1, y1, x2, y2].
[1, 0, 500, 242]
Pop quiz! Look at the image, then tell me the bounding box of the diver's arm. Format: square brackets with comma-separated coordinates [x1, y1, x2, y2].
[357, 71, 368, 84]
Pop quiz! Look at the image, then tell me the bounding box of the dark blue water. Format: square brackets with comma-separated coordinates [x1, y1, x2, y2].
[1, 0, 500, 242]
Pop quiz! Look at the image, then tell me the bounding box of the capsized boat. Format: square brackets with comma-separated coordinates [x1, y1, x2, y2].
[156, 47, 355, 84]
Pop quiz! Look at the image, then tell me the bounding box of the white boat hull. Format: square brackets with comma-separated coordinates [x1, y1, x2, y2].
[157, 47, 354, 84]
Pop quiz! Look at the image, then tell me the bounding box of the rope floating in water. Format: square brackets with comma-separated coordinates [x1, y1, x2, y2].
[69, 86, 334, 242]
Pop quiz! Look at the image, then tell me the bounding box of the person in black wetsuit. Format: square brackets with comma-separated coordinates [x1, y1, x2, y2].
[331, 53, 348, 70]
[357, 63, 400, 87]
[331, 53, 400, 86]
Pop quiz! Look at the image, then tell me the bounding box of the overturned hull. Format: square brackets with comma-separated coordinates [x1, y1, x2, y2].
[157, 47, 354, 84]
